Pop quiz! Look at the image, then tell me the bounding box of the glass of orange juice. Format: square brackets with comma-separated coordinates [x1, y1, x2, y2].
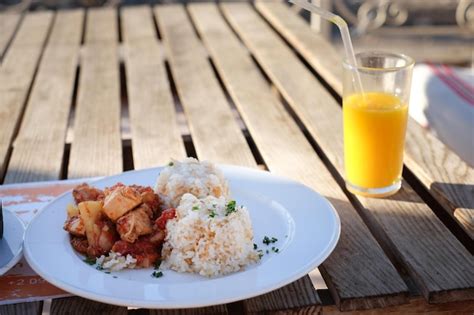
[343, 51, 414, 197]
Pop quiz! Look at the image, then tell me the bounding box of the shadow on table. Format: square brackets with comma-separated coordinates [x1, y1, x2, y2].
[430, 182, 474, 210]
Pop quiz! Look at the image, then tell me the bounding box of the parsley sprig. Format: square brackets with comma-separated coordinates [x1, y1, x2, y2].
[83, 257, 96, 265]
[208, 210, 217, 218]
[262, 236, 278, 245]
[225, 200, 237, 216]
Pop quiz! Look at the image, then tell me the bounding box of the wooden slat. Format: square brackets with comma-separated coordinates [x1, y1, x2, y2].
[50, 297, 127, 315]
[0, 13, 22, 60]
[85, 7, 118, 44]
[154, 4, 255, 167]
[190, 3, 409, 313]
[4, 10, 84, 184]
[0, 11, 53, 179]
[257, 2, 342, 95]
[324, 297, 474, 315]
[121, 5, 156, 42]
[0, 301, 42, 315]
[225, 2, 474, 305]
[121, 6, 186, 169]
[67, 8, 122, 178]
[256, 1, 474, 240]
[150, 305, 228, 315]
[404, 120, 474, 239]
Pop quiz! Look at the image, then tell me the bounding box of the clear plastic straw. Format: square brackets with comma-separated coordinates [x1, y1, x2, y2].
[290, 0, 365, 95]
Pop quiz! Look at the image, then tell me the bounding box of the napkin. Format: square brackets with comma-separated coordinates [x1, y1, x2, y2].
[409, 63, 474, 167]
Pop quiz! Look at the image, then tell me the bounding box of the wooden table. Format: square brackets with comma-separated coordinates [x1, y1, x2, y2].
[0, 2, 473, 314]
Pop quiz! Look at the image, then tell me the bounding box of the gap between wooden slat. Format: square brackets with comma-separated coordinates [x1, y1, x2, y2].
[0, 12, 23, 62]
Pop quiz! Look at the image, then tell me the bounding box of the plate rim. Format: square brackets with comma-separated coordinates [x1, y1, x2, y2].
[24, 165, 341, 308]
[0, 208, 25, 276]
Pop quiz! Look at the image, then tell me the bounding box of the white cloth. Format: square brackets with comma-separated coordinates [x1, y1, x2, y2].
[409, 63, 474, 166]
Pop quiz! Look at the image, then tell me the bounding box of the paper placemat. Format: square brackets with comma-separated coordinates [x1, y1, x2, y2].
[0, 179, 97, 305]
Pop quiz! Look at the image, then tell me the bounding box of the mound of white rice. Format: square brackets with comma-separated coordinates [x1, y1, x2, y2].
[96, 252, 137, 271]
[155, 158, 229, 208]
[161, 193, 258, 277]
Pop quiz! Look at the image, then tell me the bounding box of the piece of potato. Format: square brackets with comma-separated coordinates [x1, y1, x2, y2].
[78, 201, 103, 249]
[67, 204, 79, 218]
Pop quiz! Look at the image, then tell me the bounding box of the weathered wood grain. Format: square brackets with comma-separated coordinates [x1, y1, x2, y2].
[121, 5, 156, 42]
[121, 6, 186, 169]
[404, 120, 474, 239]
[67, 8, 122, 178]
[323, 296, 474, 315]
[85, 7, 118, 44]
[50, 297, 127, 315]
[4, 10, 84, 184]
[190, 3, 409, 313]
[0, 11, 53, 179]
[150, 305, 228, 315]
[256, 1, 474, 240]
[0, 301, 43, 315]
[224, 2, 474, 305]
[154, 4, 255, 167]
[256, 1, 342, 95]
[0, 13, 22, 60]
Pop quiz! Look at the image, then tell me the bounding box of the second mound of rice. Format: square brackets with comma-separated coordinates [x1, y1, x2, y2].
[155, 158, 229, 208]
[161, 193, 258, 277]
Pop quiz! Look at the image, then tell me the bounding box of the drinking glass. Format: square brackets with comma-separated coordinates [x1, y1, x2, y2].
[343, 51, 414, 197]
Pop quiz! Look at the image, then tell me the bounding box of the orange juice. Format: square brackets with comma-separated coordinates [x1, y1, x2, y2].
[343, 92, 408, 190]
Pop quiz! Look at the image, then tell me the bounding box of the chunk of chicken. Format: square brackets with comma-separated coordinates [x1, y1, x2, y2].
[72, 183, 104, 204]
[112, 238, 160, 268]
[63, 215, 85, 237]
[102, 186, 142, 221]
[86, 220, 118, 257]
[129, 185, 161, 217]
[70, 237, 88, 255]
[116, 204, 153, 243]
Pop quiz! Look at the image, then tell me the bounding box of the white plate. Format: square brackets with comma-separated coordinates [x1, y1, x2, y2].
[0, 208, 25, 275]
[24, 165, 340, 308]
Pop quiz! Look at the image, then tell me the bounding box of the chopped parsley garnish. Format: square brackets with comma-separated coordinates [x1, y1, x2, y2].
[225, 200, 237, 216]
[266, 250, 269, 254]
[209, 210, 217, 218]
[258, 252, 264, 259]
[168, 161, 174, 166]
[154, 259, 162, 270]
[192, 205, 200, 211]
[104, 271, 111, 274]
[152, 271, 163, 278]
[253, 243, 257, 250]
[83, 257, 96, 265]
[96, 265, 103, 271]
[262, 236, 278, 245]
[113, 276, 118, 279]
[271, 247, 279, 253]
